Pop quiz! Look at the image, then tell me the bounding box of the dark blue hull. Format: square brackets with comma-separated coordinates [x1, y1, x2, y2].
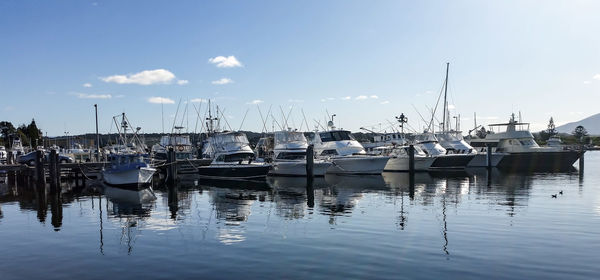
[496, 151, 582, 172]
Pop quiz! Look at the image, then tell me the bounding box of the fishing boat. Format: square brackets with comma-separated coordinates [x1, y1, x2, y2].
[196, 103, 270, 179]
[198, 131, 270, 179]
[151, 127, 196, 161]
[384, 145, 436, 172]
[269, 130, 331, 176]
[313, 118, 389, 175]
[414, 133, 474, 168]
[470, 114, 582, 172]
[102, 113, 156, 190]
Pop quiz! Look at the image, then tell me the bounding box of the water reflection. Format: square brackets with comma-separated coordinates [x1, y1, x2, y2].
[0, 167, 586, 246]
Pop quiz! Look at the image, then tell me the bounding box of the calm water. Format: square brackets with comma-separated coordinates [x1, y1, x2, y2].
[1, 153, 599, 280]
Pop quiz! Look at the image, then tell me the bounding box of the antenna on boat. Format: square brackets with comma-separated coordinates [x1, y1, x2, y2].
[238, 108, 250, 131]
[395, 113, 408, 139]
[171, 98, 182, 135]
[519, 111, 522, 123]
[442, 62, 450, 132]
[327, 114, 336, 130]
[301, 109, 310, 132]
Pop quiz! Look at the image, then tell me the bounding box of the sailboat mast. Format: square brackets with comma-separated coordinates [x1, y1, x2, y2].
[442, 62, 449, 132]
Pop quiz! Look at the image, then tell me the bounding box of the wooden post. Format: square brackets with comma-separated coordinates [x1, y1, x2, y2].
[49, 149, 57, 190]
[408, 145, 415, 174]
[486, 144, 492, 169]
[579, 147, 584, 172]
[54, 152, 60, 186]
[7, 152, 12, 165]
[35, 149, 45, 186]
[306, 144, 314, 178]
[167, 147, 177, 183]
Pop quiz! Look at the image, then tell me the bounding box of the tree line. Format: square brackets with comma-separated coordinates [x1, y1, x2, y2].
[0, 119, 42, 148]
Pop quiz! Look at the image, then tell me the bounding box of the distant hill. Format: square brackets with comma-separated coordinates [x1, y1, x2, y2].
[556, 113, 600, 135]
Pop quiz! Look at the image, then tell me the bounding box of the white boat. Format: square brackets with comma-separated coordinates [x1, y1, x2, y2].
[199, 131, 270, 179]
[268, 130, 331, 177]
[384, 145, 436, 172]
[546, 135, 563, 147]
[0, 146, 7, 164]
[414, 133, 474, 168]
[102, 113, 156, 189]
[313, 119, 389, 175]
[151, 128, 196, 161]
[469, 114, 582, 172]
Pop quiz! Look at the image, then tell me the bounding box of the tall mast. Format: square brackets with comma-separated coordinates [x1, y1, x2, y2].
[442, 62, 449, 132]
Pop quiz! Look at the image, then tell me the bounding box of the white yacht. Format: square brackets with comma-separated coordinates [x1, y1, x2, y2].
[312, 120, 389, 175]
[151, 131, 195, 161]
[199, 131, 270, 179]
[546, 135, 563, 148]
[102, 113, 156, 190]
[384, 145, 436, 172]
[414, 133, 474, 168]
[269, 130, 331, 176]
[0, 146, 7, 164]
[469, 114, 582, 172]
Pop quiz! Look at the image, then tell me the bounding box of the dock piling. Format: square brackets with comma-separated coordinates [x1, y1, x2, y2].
[167, 147, 177, 183]
[579, 146, 585, 172]
[486, 144, 492, 169]
[408, 145, 415, 174]
[306, 144, 314, 178]
[35, 149, 45, 186]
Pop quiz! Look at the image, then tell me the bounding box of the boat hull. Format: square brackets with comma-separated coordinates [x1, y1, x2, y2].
[430, 154, 475, 169]
[496, 151, 582, 172]
[197, 164, 271, 179]
[384, 156, 436, 172]
[467, 153, 505, 167]
[103, 167, 156, 190]
[270, 161, 331, 177]
[327, 156, 389, 175]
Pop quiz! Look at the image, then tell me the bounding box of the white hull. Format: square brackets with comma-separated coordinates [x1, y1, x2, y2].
[103, 167, 156, 187]
[384, 156, 436, 172]
[326, 156, 389, 175]
[270, 160, 331, 176]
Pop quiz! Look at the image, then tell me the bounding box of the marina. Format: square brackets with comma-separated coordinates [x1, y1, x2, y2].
[3, 1, 600, 279]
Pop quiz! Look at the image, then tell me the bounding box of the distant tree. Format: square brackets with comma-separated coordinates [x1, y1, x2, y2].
[26, 119, 42, 146]
[572, 125, 588, 143]
[539, 117, 558, 141]
[0, 121, 16, 148]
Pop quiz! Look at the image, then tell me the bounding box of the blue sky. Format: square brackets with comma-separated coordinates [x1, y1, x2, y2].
[1, 0, 599, 136]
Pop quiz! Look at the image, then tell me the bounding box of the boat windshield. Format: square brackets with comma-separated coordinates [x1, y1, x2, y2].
[274, 131, 307, 145]
[319, 131, 355, 142]
[276, 152, 306, 160]
[212, 133, 250, 145]
[160, 135, 191, 146]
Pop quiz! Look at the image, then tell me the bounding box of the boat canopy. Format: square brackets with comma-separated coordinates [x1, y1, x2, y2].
[160, 135, 192, 146]
[274, 131, 307, 145]
[319, 130, 355, 142]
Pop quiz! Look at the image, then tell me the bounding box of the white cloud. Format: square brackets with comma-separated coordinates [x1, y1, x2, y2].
[380, 101, 390, 104]
[355, 95, 368, 100]
[288, 99, 304, 103]
[593, 74, 600, 80]
[83, 83, 92, 88]
[101, 69, 176, 85]
[247, 99, 264, 105]
[115, 95, 125, 98]
[177, 80, 189, 85]
[369, 95, 378, 99]
[191, 98, 208, 103]
[76, 93, 111, 99]
[341, 96, 351, 100]
[208, 56, 243, 68]
[583, 81, 591, 84]
[148, 97, 175, 104]
[212, 78, 234, 85]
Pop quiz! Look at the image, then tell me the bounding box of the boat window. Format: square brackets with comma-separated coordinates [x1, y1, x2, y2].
[275, 131, 307, 144]
[319, 131, 355, 142]
[320, 149, 338, 156]
[519, 139, 535, 146]
[223, 153, 254, 162]
[276, 152, 306, 160]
